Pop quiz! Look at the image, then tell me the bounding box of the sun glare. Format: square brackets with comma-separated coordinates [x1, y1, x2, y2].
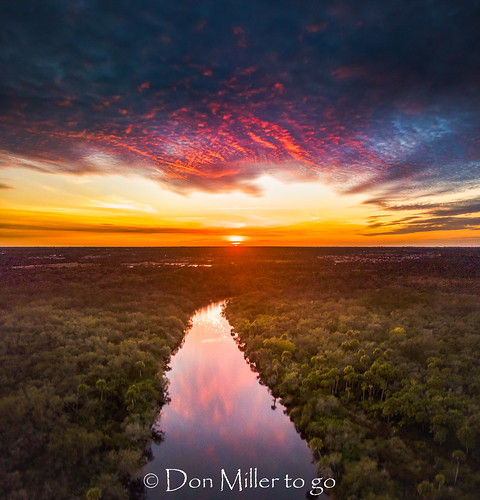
[227, 235, 244, 245]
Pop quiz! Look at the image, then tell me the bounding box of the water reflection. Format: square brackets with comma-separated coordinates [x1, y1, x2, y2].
[143, 302, 319, 499]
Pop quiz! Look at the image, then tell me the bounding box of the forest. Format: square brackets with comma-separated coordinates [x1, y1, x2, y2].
[0, 251, 228, 499]
[1, 247, 480, 499]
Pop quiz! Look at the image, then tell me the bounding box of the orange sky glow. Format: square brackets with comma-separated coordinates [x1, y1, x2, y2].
[2, 167, 479, 246]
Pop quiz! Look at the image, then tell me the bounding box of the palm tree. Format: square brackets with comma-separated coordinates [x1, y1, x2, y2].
[96, 379, 106, 402]
[134, 361, 145, 379]
[452, 449, 466, 486]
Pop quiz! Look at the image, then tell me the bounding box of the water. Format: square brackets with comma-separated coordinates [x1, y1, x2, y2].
[142, 302, 325, 499]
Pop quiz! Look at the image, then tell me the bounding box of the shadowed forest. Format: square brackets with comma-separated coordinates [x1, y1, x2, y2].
[1, 247, 480, 499]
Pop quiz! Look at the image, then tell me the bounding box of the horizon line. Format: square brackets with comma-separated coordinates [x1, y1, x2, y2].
[2, 245, 480, 249]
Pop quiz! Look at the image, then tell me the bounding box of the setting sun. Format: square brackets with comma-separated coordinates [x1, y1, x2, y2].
[227, 235, 244, 246]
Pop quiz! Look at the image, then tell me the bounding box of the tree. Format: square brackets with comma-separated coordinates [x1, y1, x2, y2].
[343, 365, 356, 393]
[125, 384, 140, 410]
[341, 457, 389, 498]
[95, 379, 106, 402]
[309, 437, 324, 458]
[86, 487, 102, 500]
[417, 480, 435, 499]
[452, 450, 466, 486]
[435, 474, 445, 496]
[134, 361, 145, 379]
[77, 383, 89, 400]
[456, 425, 474, 454]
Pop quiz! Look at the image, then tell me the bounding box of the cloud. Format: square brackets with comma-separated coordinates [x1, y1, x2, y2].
[0, 220, 221, 234]
[363, 216, 480, 236]
[1, 0, 480, 196]
[362, 197, 480, 235]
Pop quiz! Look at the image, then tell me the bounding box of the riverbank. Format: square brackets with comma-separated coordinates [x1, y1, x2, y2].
[142, 302, 319, 500]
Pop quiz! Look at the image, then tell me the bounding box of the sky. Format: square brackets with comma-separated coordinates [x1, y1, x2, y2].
[1, 0, 480, 246]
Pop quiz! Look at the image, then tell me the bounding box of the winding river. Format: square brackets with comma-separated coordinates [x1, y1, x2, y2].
[142, 302, 327, 499]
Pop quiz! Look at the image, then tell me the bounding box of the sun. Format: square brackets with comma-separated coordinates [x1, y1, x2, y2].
[227, 235, 244, 246]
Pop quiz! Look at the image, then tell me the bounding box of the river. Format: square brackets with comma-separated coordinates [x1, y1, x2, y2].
[142, 301, 330, 499]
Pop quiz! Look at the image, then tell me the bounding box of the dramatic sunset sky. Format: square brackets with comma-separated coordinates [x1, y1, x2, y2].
[1, 0, 480, 246]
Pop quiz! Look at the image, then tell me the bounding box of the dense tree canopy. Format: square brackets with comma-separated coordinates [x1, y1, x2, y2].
[1, 247, 479, 499]
[0, 261, 226, 499]
[224, 249, 480, 499]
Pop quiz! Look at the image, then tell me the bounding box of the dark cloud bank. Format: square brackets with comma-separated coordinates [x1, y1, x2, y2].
[1, 0, 480, 234]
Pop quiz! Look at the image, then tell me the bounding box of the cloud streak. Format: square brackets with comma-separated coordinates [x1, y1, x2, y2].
[364, 216, 480, 236]
[0, 221, 219, 234]
[363, 197, 480, 235]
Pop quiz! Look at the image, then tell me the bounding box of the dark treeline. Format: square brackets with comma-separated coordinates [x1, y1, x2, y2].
[1, 247, 480, 499]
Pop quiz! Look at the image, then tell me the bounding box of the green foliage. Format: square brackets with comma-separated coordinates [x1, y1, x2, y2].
[0, 263, 223, 499]
[225, 249, 480, 499]
[86, 487, 102, 500]
[263, 336, 296, 355]
[2, 247, 480, 499]
[417, 480, 436, 499]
